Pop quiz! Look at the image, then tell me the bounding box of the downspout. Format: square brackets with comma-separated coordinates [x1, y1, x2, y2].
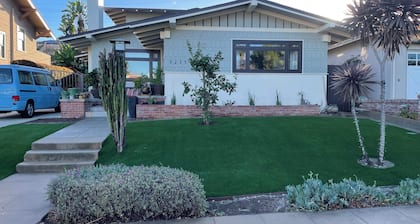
[10, 7, 14, 62]
[392, 57, 396, 99]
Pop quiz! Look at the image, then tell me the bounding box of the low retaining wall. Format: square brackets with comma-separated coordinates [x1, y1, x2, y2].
[136, 105, 320, 120]
[360, 100, 420, 119]
[60, 99, 101, 119]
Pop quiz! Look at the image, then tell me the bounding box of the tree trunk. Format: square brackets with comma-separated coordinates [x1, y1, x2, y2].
[373, 49, 387, 166]
[351, 100, 369, 162]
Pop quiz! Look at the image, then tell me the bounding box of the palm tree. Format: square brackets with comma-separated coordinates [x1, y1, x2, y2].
[59, 0, 87, 36]
[345, 0, 420, 166]
[331, 60, 376, 164]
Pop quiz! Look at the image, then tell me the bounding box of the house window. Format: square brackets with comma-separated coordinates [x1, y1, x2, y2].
[233, 40, 302, 73]
[0, 32, 5, 58]
[17, 26, 25, 51]
[408, 53, 420, 66]
[125, 49, 160, 79]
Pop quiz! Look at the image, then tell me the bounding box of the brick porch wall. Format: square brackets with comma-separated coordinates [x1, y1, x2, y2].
[359, 100, 420, 119]
[136, 105, 320, 120]
[60, 100, 87, 119]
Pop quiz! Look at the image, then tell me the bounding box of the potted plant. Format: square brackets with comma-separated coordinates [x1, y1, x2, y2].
[151, 67, 164, 96]
[134, 75, 151, 95]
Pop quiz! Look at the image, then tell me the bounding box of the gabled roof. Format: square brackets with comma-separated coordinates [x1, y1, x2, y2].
[60, 0, 349, 48]
[15, 0, 55, 39]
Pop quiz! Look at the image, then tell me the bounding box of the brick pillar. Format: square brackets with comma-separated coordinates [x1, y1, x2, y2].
[60, 99, 87, 119]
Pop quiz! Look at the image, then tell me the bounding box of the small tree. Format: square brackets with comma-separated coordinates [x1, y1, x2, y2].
[183, 43, 236, 125]
[345, 0, 420, 166]
[331, 60, 376, 164]
[98, 49, 127, 153]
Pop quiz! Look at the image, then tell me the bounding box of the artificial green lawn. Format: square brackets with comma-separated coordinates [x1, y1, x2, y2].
[97, 116, 420, 197]
[0, 123, 68, 180]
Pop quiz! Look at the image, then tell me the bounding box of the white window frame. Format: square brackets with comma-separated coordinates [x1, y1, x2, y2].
[0, 31, 5, 59]
[17, 26, 25, 52]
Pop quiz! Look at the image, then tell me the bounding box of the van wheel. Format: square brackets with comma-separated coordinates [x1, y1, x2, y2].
[54, 103, 61, 113]
[22, 102, 34, 118]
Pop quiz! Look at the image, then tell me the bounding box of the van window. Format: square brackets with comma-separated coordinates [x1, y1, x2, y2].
[46, 75, 56, 86]
[18, 70, 33, 85]
[0, 68, 12, 84]
[33, 72, 48, 86]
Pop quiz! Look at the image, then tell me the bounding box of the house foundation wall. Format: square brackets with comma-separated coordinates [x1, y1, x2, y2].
[136, 105, 320, 120]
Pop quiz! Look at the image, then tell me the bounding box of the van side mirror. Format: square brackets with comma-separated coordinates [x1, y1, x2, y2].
[56, 80, 62, 87]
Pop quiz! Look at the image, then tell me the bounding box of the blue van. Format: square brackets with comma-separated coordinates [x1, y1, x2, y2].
[0, 65, 62, 118]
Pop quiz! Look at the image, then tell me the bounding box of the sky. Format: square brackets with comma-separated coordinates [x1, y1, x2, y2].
[32, 0, 354, 40]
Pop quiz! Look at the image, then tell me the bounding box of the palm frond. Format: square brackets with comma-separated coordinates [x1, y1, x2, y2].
[331, 61, 377, 103]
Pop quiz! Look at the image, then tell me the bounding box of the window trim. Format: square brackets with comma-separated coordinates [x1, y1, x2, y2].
[407, 52, 420, 67]
[232, 40, 303, 73]
[17, 26, 26, 52]
[0, 31, 5, 59]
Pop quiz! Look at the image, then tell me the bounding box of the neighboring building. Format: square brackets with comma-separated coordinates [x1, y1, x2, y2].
[37, 40, 60, 56]
[329, 39, 420, 100]
[0, 0, 54, 65]
[61, 0, 349, 106]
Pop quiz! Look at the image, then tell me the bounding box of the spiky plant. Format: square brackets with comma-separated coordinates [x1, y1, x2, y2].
[98, 49, 127, 153]
[331, 61, 376, 164]
[345, 0, 420, 166]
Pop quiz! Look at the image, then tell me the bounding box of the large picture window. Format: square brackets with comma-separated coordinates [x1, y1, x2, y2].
[125, 49, 160, 80]
[233, 40, 302, 73]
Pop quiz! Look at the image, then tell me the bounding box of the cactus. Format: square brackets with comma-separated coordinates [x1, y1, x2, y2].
[98, 49, 127, 153]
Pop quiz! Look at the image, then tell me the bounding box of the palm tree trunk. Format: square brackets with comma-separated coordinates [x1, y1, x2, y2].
[351, 100, 369, 162]
[373, 49, 387, 167]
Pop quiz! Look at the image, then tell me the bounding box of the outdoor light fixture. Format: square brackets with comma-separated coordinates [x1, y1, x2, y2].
[110, 39, 130, 51]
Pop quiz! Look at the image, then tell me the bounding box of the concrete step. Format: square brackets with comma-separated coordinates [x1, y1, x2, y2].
[89, 106, 105, 112]
[23, 149, 99, 162]
[85, 111, 107, 118]
[16, 161, 95, 173]
[32, 142, 102, 150]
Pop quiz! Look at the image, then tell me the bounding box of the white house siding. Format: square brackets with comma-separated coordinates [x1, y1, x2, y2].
[164, 29, 329, 106]
[328, 41, 408, 100]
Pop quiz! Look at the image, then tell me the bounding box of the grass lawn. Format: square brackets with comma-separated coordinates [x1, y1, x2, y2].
[97, 116, 420, 197]
[0, 123, 68, 180]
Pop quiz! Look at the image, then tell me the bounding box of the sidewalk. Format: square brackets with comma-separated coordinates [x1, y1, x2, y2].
[0, 110, 61, 128]
[149, 206, 420, 224]
[0, 174, 57, 224]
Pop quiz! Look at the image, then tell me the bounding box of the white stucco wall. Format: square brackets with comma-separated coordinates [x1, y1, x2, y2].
[166, 72, 327, 106]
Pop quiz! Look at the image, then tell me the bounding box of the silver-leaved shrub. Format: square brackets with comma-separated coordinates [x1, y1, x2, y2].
[395, 177, 420, 204]
[47, 164, 207, 223]
[286, 172, 387, 211]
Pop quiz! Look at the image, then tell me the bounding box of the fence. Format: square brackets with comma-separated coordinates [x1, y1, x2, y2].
[51, 70, 84, 90]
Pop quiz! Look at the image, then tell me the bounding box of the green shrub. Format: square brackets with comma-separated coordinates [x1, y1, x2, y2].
[48, 164, 207, 223]
[399, 105, 418, 120]
[286, 172, 387, 211]
[395, 176, 420, 204]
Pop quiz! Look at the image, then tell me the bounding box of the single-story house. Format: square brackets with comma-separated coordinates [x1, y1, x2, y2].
[61, 0, 350, 106]
[329, 38, 420, 100]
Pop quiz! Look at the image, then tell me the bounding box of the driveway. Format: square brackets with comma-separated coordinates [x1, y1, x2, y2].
[0, 109, 61, 128]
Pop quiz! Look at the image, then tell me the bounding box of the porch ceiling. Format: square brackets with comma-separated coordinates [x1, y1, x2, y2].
[133, 23, 169, 49]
